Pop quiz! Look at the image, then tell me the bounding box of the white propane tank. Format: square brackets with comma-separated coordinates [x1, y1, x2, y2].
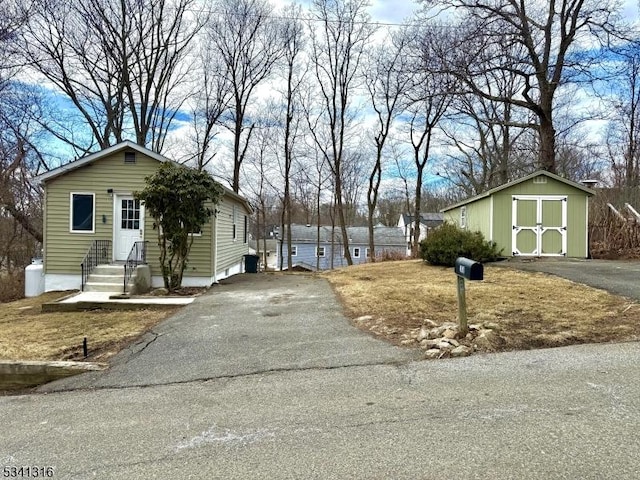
[25, 258, 45, 297]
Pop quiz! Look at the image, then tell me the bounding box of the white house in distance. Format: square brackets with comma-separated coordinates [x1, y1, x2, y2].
[397, 213, 445, 255]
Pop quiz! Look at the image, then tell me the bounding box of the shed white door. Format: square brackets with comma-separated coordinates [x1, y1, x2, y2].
[512, 195, 567, 256]
[114, 195, 144, 261]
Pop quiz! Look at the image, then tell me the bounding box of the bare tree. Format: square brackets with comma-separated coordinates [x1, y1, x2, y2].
[307, 0, 374, 266]
[180, 45, 231, 171]
[605, 42, 640, 187]
[22, 0, 202, 154]
[208, 0, 285, 193]
[0, 3, 44, 248]
[240, 109, 280, 270]
[425, 0, 628, 173]
[364, 31, 411, 259]
[403, 25, 457, 257]
[279, 4, 306, 273]
[442, 85, 529, 196]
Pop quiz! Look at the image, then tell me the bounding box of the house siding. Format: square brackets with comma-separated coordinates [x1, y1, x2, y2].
[280, 239, 406, 270]
[42, 150, 237, 281]
[214, 196, 250, 276]
[43, 152, 160, 274]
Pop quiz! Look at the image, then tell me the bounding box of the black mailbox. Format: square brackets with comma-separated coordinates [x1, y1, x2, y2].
[454, 257, 483, 281]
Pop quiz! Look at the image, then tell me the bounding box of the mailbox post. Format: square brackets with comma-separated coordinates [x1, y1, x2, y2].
[454, 257, 483, 336]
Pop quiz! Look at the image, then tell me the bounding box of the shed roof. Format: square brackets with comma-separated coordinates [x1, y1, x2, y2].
[441, 170, 595, 212]
[34, 140, 253, 213]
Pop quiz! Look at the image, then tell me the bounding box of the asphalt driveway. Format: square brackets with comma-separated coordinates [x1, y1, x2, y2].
[499, 258, 640, 300]
[40, 273, 419, 391]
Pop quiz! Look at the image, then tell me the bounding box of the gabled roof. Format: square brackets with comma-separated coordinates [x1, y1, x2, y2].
[401, 213, 444, 227]
[34, 140, 254, 214]
[284, 224, 405, 246]
[34, 141, 173, 184]
[441, 170, 595, 212]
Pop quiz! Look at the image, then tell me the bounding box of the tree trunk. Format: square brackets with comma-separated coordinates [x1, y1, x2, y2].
[335, 179, 353, 265]
[539, 113, 556, 173]
[367, 145, 383, 262]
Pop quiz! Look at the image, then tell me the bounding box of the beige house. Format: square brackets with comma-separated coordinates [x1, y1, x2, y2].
[35, 141, 252, 292]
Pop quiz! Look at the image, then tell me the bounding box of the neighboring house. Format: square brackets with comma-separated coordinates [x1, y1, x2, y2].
[398, 213, 445, 255]
[250, 238, 279, 270]
[34, 141, 252, 292]
[278, 224, 406, 271]
[441, 170, 595, 258]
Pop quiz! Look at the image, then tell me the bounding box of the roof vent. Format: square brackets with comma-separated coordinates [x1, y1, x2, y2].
[124, 151, 136, 164]
[580, 179, 599, 188]
[533, 176, 547, 184]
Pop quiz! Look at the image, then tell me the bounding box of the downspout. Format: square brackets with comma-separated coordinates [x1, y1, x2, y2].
[213, 209, 218, 284]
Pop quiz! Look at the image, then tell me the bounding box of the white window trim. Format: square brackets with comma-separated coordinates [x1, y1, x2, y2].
[70, 192, 96, 234]
[365, 247, 370, 259]
[316, 246, 325, 258]
[291, 245, 298, 256]
[232, 205, 237, 241]
[243, 215, 248, 244]
[460, 206, 467, 229]
[353, 247, 361, 258]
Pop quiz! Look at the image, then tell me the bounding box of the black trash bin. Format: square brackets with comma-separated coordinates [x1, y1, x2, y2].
[243, 254, 260, 273]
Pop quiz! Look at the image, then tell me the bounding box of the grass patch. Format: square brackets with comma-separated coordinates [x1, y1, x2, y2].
[0, 292, 178, 362]
[323, 260, 640, 352]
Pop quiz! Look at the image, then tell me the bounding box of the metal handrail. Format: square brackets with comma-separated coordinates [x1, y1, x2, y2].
[80, 240, 112, 291]
[123, 241, 148, 293]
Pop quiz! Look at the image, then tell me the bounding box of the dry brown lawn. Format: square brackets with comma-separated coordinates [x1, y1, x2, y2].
[0, 292, 178, 361]
[323, 259, 640, 352]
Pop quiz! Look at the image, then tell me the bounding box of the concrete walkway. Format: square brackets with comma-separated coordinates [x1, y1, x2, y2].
[60, 291, 194, 305]
[40, 273, 419, 391]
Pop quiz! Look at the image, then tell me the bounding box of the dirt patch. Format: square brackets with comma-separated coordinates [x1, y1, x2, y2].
[323, 260, 640, 355]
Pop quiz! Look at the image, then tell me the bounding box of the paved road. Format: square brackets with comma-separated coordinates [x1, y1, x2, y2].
[499, 258, 640, 300]
[2, 273, 640, 479]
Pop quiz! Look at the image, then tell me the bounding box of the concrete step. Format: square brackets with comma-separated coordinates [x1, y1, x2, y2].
[83, 282, 126, 293]
[92, 264, 126, 276]
[89, 274, 126, 283]
[84, 264, 138, 292]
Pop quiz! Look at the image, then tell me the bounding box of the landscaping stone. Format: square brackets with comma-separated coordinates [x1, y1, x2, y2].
[420, 338, 440, 349]
[422, 319, 438, 328]
[483, 322, 500, 330]
[442, 328, 458, 339]
[424, 349, 441, 359]
[474, 329, 500, 350]
[416, 326, 430, 342]
[427, 328, 442, 339]
[355, 315, 373, 323]
[451, 345, 472, 357]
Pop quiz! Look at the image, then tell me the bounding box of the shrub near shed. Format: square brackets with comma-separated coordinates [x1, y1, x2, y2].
[420, 222, 502, 267]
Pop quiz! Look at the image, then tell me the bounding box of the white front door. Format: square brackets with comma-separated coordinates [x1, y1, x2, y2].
[114, 195, 144, 261]
[512, 195, 567, 257]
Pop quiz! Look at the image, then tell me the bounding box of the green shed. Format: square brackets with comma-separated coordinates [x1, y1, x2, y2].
[441, 171, 595, 258]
